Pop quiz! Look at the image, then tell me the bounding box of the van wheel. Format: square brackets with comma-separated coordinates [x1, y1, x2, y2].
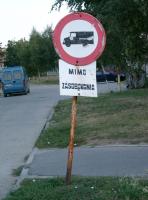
[4, 93, 7, 97]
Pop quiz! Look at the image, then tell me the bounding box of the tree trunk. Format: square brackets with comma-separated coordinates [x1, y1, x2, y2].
[127, 72, 146, 89]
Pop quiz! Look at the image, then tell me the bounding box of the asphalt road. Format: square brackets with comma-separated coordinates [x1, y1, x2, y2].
[0, 84, 62, 199]
[0, 82, 126, 199]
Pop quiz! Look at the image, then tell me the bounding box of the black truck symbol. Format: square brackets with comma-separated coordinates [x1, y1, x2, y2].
[63, 31, 94, 47]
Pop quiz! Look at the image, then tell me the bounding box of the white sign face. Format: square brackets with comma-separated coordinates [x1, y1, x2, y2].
[60, 20, 99, 58]
[59, 59, 97, 97]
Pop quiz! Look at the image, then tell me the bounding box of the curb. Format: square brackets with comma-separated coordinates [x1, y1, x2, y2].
[13, 148, 39, 190]
[13, 106, 56, 191]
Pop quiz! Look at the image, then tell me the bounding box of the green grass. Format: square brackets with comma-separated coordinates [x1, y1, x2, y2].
[4, 177, 148, 200]
[36, 88, 148, 148]
[12, 166, 24, 177]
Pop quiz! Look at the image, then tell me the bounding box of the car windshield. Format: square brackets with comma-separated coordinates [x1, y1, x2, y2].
[3, 71, 12, 81]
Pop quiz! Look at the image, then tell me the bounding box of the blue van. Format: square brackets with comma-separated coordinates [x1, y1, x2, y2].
[2, 66, 30, 97]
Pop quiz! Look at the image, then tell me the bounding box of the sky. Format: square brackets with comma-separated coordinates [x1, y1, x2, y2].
[0, 0, 69, 47]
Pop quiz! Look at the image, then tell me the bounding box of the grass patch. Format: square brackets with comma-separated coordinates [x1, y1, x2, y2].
[36, 88, 148, 148]
[4, 177, 148, 200]
[12, 166, 24, 177]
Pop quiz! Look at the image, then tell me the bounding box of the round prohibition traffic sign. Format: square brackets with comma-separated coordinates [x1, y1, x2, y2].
[53, 12, 106, 66]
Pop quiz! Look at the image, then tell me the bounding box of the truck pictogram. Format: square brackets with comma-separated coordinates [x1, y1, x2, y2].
[63, 31, 94, 47]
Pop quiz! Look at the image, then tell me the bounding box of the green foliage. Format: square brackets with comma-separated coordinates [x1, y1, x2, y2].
[5, 41, 20, 66]
[53, 0, 148, 70]
[5, 26, 58, 76]
[5, 1, 148, 79]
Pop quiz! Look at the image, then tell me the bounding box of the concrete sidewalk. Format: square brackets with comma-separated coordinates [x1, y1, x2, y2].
[22, 145, 148, 178]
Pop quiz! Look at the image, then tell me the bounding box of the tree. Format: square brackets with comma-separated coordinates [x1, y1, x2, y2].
[15, 39, 31, 74]
[29, 28, 43, 77]
[29, 27, 58, 76]
[5, 26, 58, 76]
[42, 26, 58, 72]
[5, 40, 20, 66]
[52, 0, 148, 88]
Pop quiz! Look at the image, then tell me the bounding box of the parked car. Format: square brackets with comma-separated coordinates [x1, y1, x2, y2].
[96, 71, 126, 82]
[1, 66, 30, 97]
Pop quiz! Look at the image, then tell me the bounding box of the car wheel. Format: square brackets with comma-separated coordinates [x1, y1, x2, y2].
[23, 89, 27, 95]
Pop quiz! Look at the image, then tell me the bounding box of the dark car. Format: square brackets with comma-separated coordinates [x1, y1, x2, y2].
[96, 71, 125, 82]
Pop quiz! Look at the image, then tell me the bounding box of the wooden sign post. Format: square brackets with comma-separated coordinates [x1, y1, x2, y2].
[53, 12, 106, 185]
[66, 96, 77, 184]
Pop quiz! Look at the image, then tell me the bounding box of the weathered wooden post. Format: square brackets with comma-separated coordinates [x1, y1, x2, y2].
[53, 12, 106, 185]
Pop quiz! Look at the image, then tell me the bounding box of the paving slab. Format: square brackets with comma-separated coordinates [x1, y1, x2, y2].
[27, 146, 148, 177]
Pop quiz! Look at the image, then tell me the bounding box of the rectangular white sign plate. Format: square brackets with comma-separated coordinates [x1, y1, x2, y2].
[59, 59, 97, 97]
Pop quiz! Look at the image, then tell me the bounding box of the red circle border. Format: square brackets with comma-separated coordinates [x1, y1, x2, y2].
[53, 12, 106, 66]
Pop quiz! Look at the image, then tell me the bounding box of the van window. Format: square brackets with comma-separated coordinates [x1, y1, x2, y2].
[13, 70, 22, 80]
[3, 71, 12, 81]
